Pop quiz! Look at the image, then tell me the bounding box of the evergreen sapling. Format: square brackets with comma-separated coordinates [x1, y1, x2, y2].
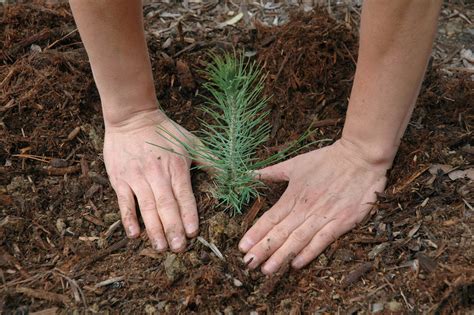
[154, 54, 317, 215]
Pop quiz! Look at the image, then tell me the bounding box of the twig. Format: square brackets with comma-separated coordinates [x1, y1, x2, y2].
[12, 154, 52, 163]
[342, 42, 356, 66]
[103, 220, 122, 238]
[45, 28, 78, 50]
[72, 237, 129, 274]
[53, 270, 87, 307]
[400, 288, 413, 310]
[311, 118, 343, 128]
[274, 54, 289, 82]
[95, 276, 125, 288]
[392, 165, 430, 194]
[197, 236, 225, 261]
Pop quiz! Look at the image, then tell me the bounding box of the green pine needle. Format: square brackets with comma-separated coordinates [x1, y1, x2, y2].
[153, 53, 324, 215]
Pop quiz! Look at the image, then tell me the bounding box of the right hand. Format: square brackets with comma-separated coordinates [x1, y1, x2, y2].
[103, 109, 199, 252]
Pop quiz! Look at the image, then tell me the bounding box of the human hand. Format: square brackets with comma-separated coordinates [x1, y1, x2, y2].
[103, 109, 199, 252]
[238, 139, 389, 274]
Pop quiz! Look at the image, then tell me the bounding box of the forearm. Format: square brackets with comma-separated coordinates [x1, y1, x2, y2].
[69, 0, 158, 126]
[341, 0, 442, 168]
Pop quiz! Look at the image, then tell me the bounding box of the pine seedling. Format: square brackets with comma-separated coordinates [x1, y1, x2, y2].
[154, 54, 315, 215]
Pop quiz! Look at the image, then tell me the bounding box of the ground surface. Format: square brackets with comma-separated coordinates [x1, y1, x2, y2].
[1, 2, 473, 314]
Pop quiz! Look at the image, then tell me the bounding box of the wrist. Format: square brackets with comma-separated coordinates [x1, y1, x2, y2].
[100, 81, 161, 128]
[103, 106, 167, 131]
[336, 136, 396, 172]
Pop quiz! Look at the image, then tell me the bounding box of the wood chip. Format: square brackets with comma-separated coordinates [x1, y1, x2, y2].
[343, 262, 373, 288]
[259, 253, 295, 297]
[368, 242, 390, 260]
[95, 276, 125, 288]
[30, 307, 59, 315]
[40, 164, 81, 176]
[415, 253, 437, 273]
[66, 126, 81, 141]
[242, 197, 265, 232]
[16, 287, 71, 305]
[139, 247, 161, 259]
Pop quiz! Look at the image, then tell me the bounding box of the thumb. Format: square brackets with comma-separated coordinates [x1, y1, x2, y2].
[189, 136, 217, 175]
[256, 158, 293, 182]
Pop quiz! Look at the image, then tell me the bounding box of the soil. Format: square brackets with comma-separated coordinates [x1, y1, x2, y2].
[1, 3, 473, 314]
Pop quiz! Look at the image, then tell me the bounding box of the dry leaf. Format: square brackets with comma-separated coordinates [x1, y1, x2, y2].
[218, 12, 243, 28]
[448, 168, 474, 181]
[429, 164, 454, 175]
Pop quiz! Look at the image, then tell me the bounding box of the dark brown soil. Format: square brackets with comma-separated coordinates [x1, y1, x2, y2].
[1, 3, 473, 314]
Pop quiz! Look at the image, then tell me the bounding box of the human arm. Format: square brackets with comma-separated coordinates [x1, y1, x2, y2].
[238, 0, 442, 274]
[68, 0, 199, 252]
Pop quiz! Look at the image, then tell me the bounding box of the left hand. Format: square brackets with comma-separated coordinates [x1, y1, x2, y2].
[238, 139, 389, 274]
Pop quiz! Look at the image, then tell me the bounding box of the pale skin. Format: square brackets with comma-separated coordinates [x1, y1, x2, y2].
[69, 0, 442, 273]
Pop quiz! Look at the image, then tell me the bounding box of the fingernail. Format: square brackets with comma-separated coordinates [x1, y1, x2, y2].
[127, 225, 139, 238]
[291, 257, 303, 269]
[262, 260, 278, 275]
[239, 238, 254, 252]
[185, 223, 198, 236]
[171, 237, 185, 251]
[243, 253, 256, 268]
[153, 239, 167, 252]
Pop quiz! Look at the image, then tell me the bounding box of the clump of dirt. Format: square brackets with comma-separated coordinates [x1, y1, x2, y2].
[1, 3, 473, 314]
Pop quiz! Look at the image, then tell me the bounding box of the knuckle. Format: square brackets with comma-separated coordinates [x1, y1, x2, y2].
[320, 231, 338, 243]
[116, 192, 130, 206]
[139, 199, 156, 213]
[263, 211, 281, 225]
[174, 186, 192, 198]
[129, 159, 143, 174]
[172, 156, 188, 170]
[121, 211, 135, 225]
[147, 226, 164, 239]
[291, 228, 309, 243]
[273, 225, 289, 240]
[168, 158, 186, 175]
[180, 197, 197, 209]
[156, 196, 177, 209]
[181, 208, 198, 220]
[164, 224, 180, 237]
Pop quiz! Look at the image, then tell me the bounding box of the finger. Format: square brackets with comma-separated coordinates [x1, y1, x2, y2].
[255, 158, 293, 182]
[261, 213, 330, 275]
[146, 159, 186, 252]
[115, 181, 140, 238]
[242, 203, 309, 270]
[291, 220, 348, 269]
[129, 179, 168, 252]
[239, 187, 296, 253]
[170, 157, 199, 237]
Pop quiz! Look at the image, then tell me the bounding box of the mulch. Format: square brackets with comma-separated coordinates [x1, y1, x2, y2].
[1, 3, 473, 314]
